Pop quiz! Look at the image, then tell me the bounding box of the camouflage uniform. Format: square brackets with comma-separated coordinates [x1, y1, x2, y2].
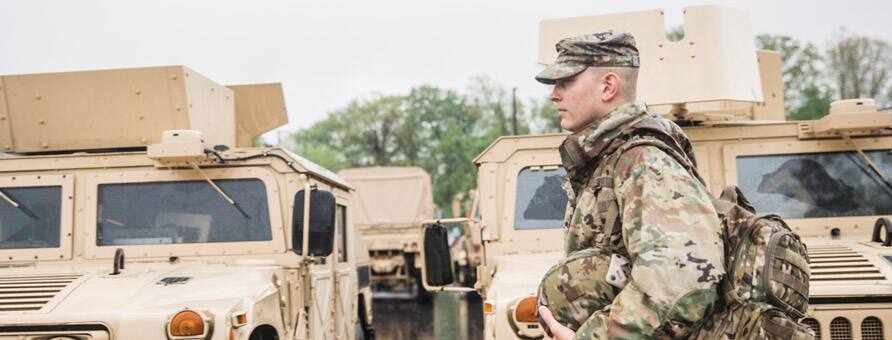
[535, 31, 725, 340]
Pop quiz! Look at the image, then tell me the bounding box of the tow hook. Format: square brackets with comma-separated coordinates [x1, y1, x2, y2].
[110, 248, 125, 275]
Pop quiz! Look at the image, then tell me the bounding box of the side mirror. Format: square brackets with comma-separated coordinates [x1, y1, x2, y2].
[293, 189, 336, 257]
[422, 223, 455, 287]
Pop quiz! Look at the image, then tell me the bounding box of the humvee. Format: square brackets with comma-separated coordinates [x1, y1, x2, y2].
[0, 66, 374, 340]
[336, 167, 435, 297]
[419, 6, 892, 340]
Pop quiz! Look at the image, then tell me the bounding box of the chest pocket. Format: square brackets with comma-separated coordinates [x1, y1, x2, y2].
[564, 168, 624, 255]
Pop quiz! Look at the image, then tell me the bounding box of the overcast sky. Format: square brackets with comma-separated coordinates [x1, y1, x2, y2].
[2, 0, 890, 144]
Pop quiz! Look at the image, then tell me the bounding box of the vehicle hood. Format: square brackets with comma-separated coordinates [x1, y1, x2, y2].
[0, 260, 283, 318]
[489, 251, 562, 302]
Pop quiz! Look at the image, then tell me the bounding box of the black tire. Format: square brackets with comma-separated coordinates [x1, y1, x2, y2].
[356, 295, 375, 340]
[249, 325, 279, 340]
[414, 269, 433, 303]
[460, 263, 476, 287]
[405, 253, 432, 303]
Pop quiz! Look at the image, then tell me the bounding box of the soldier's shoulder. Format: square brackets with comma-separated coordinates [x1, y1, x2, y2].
[613, 144, 690, 182]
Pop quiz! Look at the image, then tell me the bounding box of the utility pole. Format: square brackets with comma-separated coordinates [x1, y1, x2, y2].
[511, 87, 518, 135]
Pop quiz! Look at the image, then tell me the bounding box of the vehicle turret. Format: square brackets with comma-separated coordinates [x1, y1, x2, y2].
[0, 66, 286, 154]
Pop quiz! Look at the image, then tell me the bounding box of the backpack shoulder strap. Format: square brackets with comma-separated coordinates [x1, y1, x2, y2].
[584, 135, 706, 250]
[718, 185, 756, 213]
[603, 135, 707, 188]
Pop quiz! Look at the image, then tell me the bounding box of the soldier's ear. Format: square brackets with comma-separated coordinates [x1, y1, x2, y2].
[600, 71, 620, 102]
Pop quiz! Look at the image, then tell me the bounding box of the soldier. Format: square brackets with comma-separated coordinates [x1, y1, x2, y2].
[534, 30, 725, 339]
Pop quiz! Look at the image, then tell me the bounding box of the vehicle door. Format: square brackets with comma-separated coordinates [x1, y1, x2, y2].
[309, 204, 352, 340]
[334, 203, 354, 339]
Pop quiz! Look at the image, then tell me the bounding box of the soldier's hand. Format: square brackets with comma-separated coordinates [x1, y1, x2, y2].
[538, 306, 575, 340]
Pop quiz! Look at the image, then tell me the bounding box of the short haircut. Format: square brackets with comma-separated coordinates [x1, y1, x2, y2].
[594, 67, 639, 101]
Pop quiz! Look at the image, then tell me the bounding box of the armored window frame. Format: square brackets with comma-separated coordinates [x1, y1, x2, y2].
[513, 165, 568, 230]
[487, 145, 565, 249]
[83, 167, 286, 259]
[722, 137, 892, 232]
[0, 174, 74, 262]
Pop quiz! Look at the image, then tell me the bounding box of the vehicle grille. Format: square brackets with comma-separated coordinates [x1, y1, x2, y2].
[803, 318, 822, 340]
[807, 245, 886, 281]
[830, 317, 852, 340]
[861, 317, 884, 340]
[0, 324, 110, 339]
[0, 274, 83, 312]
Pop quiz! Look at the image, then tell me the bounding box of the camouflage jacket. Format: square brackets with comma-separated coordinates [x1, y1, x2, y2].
[558, 101, 725, 339]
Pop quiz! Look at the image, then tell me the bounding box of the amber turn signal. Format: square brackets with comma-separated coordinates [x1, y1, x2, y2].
[514, 296, 538, 323]
[483, 302, 494, 314]
[170, 310, 205, 336]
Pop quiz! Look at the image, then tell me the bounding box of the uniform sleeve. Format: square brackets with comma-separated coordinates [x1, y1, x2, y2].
[574, 146, 724, 340]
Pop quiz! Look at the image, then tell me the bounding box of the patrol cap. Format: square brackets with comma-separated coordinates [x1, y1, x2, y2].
[535, 30, 640, 85]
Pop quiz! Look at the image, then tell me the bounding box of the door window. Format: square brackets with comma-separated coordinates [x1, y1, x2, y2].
[0, 186, 62, 249]
[336, 205, 347, 262]
[514, 166, 567, 230]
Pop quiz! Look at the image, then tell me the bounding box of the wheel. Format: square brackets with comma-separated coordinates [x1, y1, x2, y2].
[405, 253, 432, 302]
[460, 263, 476, 287]
[413, 268, 433, 303]
[249, 325, 279, 340]
[356, 296, 375, 340]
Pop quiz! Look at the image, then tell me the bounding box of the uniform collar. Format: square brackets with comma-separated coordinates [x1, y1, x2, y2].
[559, 101, 649, 172]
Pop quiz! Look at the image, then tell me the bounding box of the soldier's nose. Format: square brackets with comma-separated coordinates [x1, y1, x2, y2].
[549, 87, 561, 103]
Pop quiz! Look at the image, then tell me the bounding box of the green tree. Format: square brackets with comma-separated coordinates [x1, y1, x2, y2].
[826, 29, 892, 108]
[290, 114, 350, 171]
[290, 78, 553, 213]
[786, 86, 834, 121]
[341, 95, 404, 166]
[290, 94, 405, 170]
[291, 142, 349, 172]
[408, 86, 486, 211]
[528, 97, 561, 134]
[755, 34, 831, 120]
[466, 75, 531, 137]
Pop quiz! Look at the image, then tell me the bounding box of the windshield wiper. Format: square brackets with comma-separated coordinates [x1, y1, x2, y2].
[841, 132, 892, 193]
[0, 188, 38, 219]
[190, 163, 251, 219]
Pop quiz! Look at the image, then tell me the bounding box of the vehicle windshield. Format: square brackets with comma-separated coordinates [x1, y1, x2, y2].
[514, 166, 567, 230]
[736, 150, 892, 219]
[97, 179, 272, 246]
[0, 186, 62, 249]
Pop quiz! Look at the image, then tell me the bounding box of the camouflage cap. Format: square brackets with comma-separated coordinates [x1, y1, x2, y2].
[535, 30, 640, 85]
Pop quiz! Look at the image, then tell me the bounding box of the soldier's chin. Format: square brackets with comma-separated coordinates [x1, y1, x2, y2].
[559, 117, 579, 132]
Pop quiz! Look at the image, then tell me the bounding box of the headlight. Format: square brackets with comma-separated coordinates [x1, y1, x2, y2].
[167, 309, 211, 339]
[508, 296, 544, 339]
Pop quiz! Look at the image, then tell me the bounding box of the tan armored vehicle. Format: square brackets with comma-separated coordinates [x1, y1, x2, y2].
[419, 6, 892, 340]
[337, 167, 435, 297]
[0, 66, 375, 340]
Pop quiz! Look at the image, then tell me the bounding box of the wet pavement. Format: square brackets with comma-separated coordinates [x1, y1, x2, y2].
[373, 293, 484, 340]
